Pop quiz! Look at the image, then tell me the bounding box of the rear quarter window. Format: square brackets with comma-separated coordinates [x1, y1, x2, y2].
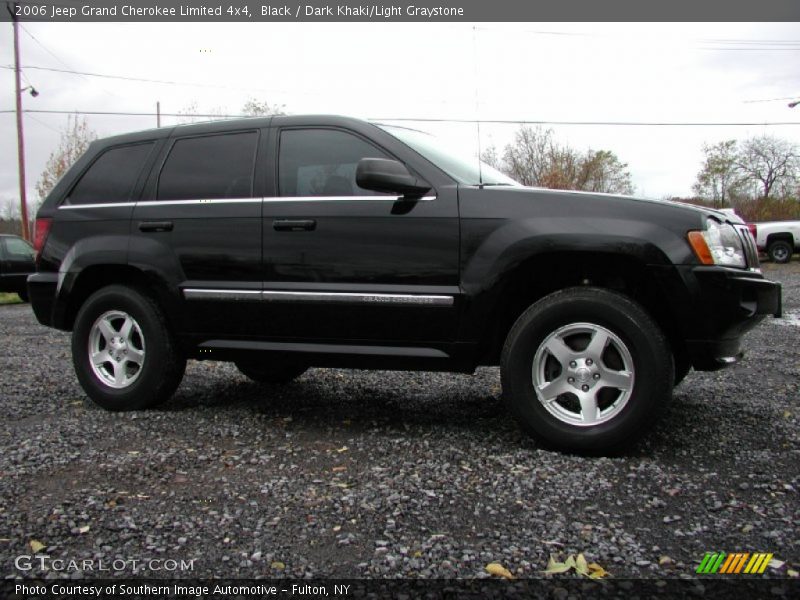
[67, 142, 155, 205]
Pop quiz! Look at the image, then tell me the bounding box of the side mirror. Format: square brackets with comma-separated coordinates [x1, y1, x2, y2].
[356, 158, 431, 198]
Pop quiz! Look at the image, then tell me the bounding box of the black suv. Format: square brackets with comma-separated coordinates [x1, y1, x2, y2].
[28, 116, 782, 452]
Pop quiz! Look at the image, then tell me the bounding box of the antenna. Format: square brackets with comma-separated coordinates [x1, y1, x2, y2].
[472, 26, 483, 186]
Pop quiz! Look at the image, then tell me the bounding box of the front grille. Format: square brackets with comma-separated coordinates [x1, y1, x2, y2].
[735, 225, 760, 268]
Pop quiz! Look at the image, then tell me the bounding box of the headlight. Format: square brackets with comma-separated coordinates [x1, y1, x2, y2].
[687, 219, 746, 268]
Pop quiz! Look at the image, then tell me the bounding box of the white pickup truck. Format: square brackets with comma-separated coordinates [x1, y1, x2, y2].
[748, 220, 800, 263]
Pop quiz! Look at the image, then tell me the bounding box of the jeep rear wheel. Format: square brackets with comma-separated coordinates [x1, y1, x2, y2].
[235, 360, 308, 384]
[72, 285, 186, 411]
[501, 287, 673, 453]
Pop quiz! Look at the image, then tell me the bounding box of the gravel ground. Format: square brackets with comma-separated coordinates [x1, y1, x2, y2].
[0, 263, 798, 581]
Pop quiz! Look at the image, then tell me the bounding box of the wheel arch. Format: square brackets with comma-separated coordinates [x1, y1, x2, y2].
[472, 250, 690, 370]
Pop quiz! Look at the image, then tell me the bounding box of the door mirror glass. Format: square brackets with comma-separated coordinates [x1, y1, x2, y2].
[356, 158, 431, 198]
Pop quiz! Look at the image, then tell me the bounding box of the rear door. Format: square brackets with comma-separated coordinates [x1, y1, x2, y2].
[260, 125, 460, 344]
[131, 127, 263, 337]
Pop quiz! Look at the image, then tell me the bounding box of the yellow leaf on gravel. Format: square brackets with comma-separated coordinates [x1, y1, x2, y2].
[270, 561, 285, 570]
[787, 569, 798, 578]
[29, 540, 45, 553]
[576, 553, 589, 575]
[588, 562, 609, 578]
[78, 525, 90, 534]
[485, 563, 515, 579]
[544, 555, 571, 574]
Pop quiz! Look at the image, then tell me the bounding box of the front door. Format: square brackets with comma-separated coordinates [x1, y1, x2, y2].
[260, 126, 460, 344]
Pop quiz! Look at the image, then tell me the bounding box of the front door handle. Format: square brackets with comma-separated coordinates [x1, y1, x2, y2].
[139, 221, 174, 233]
[273, 219, 316, 232]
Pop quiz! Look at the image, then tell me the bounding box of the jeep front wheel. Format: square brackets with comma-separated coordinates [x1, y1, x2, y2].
[72, 285, 186, 411]
[501, 287, 673, 453]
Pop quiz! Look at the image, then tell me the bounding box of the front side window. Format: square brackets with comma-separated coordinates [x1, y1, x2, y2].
[278, 129, 391, 197]
[68, 143, 154, 205]
[158, 132, 258, 200]
[4, 237, 34, 258]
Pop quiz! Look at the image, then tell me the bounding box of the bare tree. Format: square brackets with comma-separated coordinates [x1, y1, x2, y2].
[692, 140, 745, 207]
[241, 98, 286, 117]
[736, 135, 799, 199]
[492, 126, 634, 194]
[35, 114, 96, 208]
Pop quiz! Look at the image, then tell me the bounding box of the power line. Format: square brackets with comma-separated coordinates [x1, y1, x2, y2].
[743, 95, 800, 104]
[371, 117, 800, 127]
[2, 109, 800, 127]
[0, 64, 305, 96]
[19, 25, 121, 99]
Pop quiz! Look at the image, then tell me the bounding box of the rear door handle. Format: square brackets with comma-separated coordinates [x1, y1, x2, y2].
[273, 219, 316, 232]
[138, 221, 174, 233]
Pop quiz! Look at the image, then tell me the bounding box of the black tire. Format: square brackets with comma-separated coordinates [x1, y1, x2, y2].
[235, 360, 308, 384]
[17, 289, 29, 303]
[501, 287, 673, 454]
[767, 240, 792, 264]
[71, 285, 186, 411]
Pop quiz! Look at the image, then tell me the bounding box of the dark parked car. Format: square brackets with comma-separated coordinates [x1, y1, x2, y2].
[27, 116, 782, 452]
[0, 233, 35, 302]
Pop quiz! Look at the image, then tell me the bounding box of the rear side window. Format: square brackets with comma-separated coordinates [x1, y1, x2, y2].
[157, 132, 258, 200]
[3, 237, 34, 258]
[278, 129, 391, 197]
[68, 143, 154, 205]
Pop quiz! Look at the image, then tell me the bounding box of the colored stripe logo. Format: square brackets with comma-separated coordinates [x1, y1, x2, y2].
[696, 552, 773, 574]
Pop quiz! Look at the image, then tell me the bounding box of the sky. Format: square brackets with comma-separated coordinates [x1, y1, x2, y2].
[1, 21, 800, 214]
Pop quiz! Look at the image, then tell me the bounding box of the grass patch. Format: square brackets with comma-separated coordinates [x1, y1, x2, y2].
[0, 292, 23, 305]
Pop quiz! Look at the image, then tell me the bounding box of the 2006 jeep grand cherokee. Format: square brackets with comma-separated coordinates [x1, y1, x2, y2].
[28, 116, 782, 452]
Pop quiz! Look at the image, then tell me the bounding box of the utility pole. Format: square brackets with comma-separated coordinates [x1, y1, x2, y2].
[10, 4, 30, 240]
[156, 101, 161, 127]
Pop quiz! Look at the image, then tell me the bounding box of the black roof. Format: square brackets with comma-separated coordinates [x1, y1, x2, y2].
[93, 115, 375, 150]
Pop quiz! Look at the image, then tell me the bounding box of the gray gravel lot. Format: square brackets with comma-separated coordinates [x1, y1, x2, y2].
[1, 263, 798, 581]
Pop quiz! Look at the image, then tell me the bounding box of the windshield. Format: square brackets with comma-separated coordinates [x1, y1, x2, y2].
[378, 124, 521, 187]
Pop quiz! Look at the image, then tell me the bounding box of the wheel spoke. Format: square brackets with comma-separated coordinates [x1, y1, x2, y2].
[91, 350, 110, 366]
[97, 319, 116, 343]
[544, 337, 573, 365]
[111, 360, 126, 386]
[119, 317, 134, 342]
[599, 368, 633, 391]
[538, 376, 570, 402]
[585, 329, 610, 362]
[579, 392, 600, 424]
[126, 347, 144, 366]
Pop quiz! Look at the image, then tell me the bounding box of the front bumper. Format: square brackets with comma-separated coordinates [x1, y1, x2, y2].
[680, 266, 781, 370]
[27, 272, 59, 327]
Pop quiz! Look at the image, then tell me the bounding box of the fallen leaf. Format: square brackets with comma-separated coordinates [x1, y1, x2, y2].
[336, 446, 348, 453]
[332, 525, 341, 532]
[741, 524, 754, 533]
[544, 555, 572, 575]
[271, 561, 285, 570]
[576, 553, 589, 576]
[332, 466, 347, 472]
[588, 562, 610, 578]
[485, 562, 514, 579]
[783, 411, 792, 419]
[78, 525, 90, 534]
[768, 558, 785, 570]
[29, 540, 45, 553]
[787, 569, 798, 578]
[659, 555, 673, 566]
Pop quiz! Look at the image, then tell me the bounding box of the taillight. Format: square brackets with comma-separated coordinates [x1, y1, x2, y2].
[33, 217, 52, 261]
[747, 223, 757, 239]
